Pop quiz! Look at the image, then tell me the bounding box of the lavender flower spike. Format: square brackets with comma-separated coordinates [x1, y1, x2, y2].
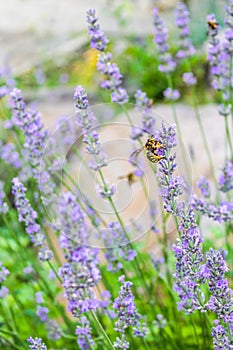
[86, 9, 109, 51]
[74, 85, 107, 168]
[27, 337, 47, 350]
[12, 178, 53, 260]
[57, 192, 101, 318]
[86, 9, 129, 104]
[0, 262, 9, 299]
[156, 123, 186, 216]
[75, 316, 94, 350]
[175, 2, 195, 59]
[218, 160, 233, 192]
[173, 208, 206, 313]
[113, 275, 147, 349]
[153, 7, 176, 73]
[0, 181, 9, 214]
[205, 248, 233, 349]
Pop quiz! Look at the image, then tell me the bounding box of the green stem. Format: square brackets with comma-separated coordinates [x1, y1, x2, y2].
[224, 116, 233, 160]
[0, 331, 27, 350]
[47, 260, 62, 283]
[91, 311, 115, 350]
[190, 315, 200, 350]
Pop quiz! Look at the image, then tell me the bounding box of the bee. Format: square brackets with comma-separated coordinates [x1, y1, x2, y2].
[130, 137, 165, 164]
[146, 98, 153, 108]
[118, 172, 137, 186]
[207, 19, 218, 30]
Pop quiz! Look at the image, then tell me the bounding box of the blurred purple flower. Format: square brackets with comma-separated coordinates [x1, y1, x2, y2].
[0, 181, 8, 214]
[0, 286, 9, 298]
[86, 10, 129, 104]
[0, 142, 22, 169]
[45, 319, 62, 340]
[182, 72, 197, 86]
[102, 222, 136, 272]
[0, 262, 9, 283]
[175, 2, 195, 59]
[35, 292, 44, 304]
[163, 88, 180, 101]
[36, 306, 49, 322]
[218, 160, 233, 192]
[197, 176, 211, 198]
[153, 7, 176, 73]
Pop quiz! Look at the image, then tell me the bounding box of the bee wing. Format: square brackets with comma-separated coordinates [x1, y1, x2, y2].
[129, 147, 144, 160]
[146, 151, 165, 163]
[118, 175, 127, 180]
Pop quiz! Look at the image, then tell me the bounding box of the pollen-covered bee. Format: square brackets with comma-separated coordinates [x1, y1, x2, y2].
[118, 172, 137, 186]
[130, 137, 165, 164]
[207, 19, 219, 30]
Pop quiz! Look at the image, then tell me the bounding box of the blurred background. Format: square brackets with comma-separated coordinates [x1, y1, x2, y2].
[0, 0, 225, 104]
[0, 0, 228, 186]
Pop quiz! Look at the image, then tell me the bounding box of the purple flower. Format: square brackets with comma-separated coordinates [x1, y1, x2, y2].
[9, 89, 48, 169]
[0, 262, 9, 283]
[111, 87, 129, 104]
[156, 123, 186, 216]
[27, 337, 47, 350]
[0, 263, 9, 299]
[173, 208, 206, 313]
[36, 306, 49, 322]
[57, 192, 101, 317]
[212, 320, 231, 350]
[175, 2, 195, 59]
[45, 319, 62, 340]
[0, 85, 8, 98]
[218, 160, 233, 192]
[56, 115, 78, 147]
[163, 88, 180, 101]
[75, 316, 94, 350]
[74, 86, 108, 169]
[191, 195, 233, 223]
[182, 72, 197, 86]
[48, 269, 56, 280]
[86, 11, 129, 104]
[0, 181, 8, 214]
[86, 9, 109, 51]
[35, 292, 44, 304]
[12, 178, 53, 260]
[0, 142, 22, 169]
[12, 178, 43, 245]
[23, 265, 33, 274]
[153, 7, 176, 73]
[74, 85, 89, 110]
[0, 286, 9, 298]
[96, 181, 116, 199]
[113, 275, 147, 348]
[153, 314, 167, 329]
[134, 89, 156, 135]
[206, 14, 223, 91]
[102, 222, 136, 272]
[197, 176, 211, 198]
[205, 249, 233, 323]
